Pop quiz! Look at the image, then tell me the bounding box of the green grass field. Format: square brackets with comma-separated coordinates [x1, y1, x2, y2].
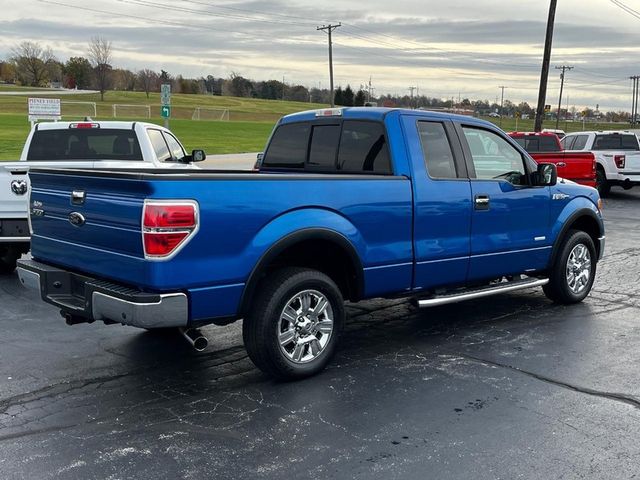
[0, 86, 633, 160]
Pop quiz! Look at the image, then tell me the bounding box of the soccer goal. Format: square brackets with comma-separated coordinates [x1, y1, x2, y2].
[112, 104, 151, 119]
[191, 107, 230, 121]
[61, 101, 97, 119]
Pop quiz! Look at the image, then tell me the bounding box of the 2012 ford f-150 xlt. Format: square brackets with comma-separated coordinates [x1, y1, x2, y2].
[18, 108, 605, 379]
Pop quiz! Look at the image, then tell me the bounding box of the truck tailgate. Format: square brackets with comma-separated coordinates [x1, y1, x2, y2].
[30, 170, 152, 285]
[1, 164, 30, 219]
[530, 151, 596, 187]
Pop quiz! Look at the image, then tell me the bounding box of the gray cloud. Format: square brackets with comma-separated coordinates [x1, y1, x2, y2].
[0, 0, 638, 110]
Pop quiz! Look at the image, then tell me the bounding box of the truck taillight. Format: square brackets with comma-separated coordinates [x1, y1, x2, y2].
[142, 201, 198, 259]
[615, 155, 625, 169]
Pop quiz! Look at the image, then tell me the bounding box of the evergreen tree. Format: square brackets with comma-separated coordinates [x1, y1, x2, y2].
[333, 86, 344, 106]
[343, 85, 354, 106]
[354, 89, 366, 106]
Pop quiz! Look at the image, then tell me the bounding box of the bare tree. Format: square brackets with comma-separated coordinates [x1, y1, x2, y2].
[11, 41, 54, 86]
[137, 69, 159, 98]
[88, 36, 113, 101]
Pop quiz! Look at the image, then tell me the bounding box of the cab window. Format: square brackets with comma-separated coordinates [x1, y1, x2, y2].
[148, 129, 171, 162]
[163, 132, 186, 161]
[463, 127, 526, 185]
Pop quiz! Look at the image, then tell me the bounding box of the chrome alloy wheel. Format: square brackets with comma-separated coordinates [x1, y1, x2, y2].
[277, 289, 334, 364]
[566, 243, 592, 294]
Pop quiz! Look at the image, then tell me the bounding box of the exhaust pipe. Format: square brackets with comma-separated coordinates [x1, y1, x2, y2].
[179, 328, 209, 352]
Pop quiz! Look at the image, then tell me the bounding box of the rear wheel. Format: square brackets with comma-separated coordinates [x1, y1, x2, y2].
[596, 166, 610, 197]
[543, 230, 596, 304]
[0, 245, 21, 274]
[243, 267, 345, 380]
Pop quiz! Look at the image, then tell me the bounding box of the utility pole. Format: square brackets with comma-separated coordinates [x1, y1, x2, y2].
[498, 85, 508, 127]
[408, 86, 417, 109]
[282, 75, 285, 101]
[631, 76, 640, 125]
[317, 23, 341, 107]
[535, 0, 558, 132]
[555, 65, 573, 130]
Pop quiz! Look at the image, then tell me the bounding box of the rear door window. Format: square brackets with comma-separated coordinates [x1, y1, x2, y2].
[26, 129, 142, 161]
[337, 121, 391, 174]
[418, 122, 458, 179]
[571, 135, 588, 150]
[263, 122, 310, 168]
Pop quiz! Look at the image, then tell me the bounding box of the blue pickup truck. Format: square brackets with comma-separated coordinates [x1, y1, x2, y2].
[17, 108, 605, 379]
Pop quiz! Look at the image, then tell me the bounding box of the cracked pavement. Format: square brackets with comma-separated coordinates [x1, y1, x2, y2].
[1, 189, 640, 479]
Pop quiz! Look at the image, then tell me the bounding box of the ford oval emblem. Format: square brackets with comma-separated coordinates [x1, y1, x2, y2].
[68, 212, 86, 227]
[11, 180, 28, 196]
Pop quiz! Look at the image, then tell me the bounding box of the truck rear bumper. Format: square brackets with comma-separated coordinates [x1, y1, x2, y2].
[0, 219, 30, 243]
[16, 259, 188, 329]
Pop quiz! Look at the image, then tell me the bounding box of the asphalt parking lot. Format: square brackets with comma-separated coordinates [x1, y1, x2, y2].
[1, 188, 639, 479]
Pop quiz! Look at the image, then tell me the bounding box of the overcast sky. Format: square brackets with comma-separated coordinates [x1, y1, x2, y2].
[1, 0, 640, 110]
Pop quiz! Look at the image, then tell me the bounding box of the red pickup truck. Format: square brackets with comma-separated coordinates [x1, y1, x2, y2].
[508, 132, 596, 187]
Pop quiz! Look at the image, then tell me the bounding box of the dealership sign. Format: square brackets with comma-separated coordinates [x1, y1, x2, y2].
[28, 98, 61, 122]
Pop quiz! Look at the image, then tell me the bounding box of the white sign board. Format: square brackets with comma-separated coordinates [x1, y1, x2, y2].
[28, 98, 61, 122]
[161, 84, 171, 106]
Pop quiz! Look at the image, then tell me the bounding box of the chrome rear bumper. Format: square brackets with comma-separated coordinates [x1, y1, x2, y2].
[17, 259, 188, 328]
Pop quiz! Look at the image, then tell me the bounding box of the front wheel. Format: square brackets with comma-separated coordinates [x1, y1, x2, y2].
[543, 230, 597, 304]
[243, 267, 345, 380]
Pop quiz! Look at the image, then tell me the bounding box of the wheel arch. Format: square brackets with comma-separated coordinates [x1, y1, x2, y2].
[548, 208, 603, 269]
[238, 228, 365, 316]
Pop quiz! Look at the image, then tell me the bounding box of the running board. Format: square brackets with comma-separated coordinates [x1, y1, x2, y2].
[415, 278, 549, 308]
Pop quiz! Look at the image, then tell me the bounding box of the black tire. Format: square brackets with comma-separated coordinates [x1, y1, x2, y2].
[0, 246, 20, 274]
[543, 229, 597, 304]
[596, 166, 610, 197]
[243, 267, 345, 380]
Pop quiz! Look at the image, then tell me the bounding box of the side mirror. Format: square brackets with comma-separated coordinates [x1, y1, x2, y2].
[190, 149, 206, 162]
[536, 163, 557, 186]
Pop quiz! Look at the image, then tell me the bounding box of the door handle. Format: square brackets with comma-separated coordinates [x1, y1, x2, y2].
[474, 194, 490, 210]
[557, 162, 567, 168]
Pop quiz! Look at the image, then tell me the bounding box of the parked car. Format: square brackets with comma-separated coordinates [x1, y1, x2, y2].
[508, 132, 596, 187]
[18, 108, 605, 379]
[561, 130, 640, 196]
[488, 112, 500, 118]
[0, 120, 205, 273]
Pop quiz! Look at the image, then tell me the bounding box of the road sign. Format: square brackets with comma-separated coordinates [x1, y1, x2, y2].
[161, 105, 171, 118]
[161, 84, 171, 106]
[28, 98, 61, 122]
[544, 104, 551, 113]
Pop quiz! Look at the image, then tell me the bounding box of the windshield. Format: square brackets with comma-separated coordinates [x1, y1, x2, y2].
[26, 129, 143, 161]
[592, 134, 639, 151]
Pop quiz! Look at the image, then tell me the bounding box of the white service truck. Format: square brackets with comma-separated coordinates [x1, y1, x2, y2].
[0, 120, 205, 272]
[561, 130, 640, 196]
